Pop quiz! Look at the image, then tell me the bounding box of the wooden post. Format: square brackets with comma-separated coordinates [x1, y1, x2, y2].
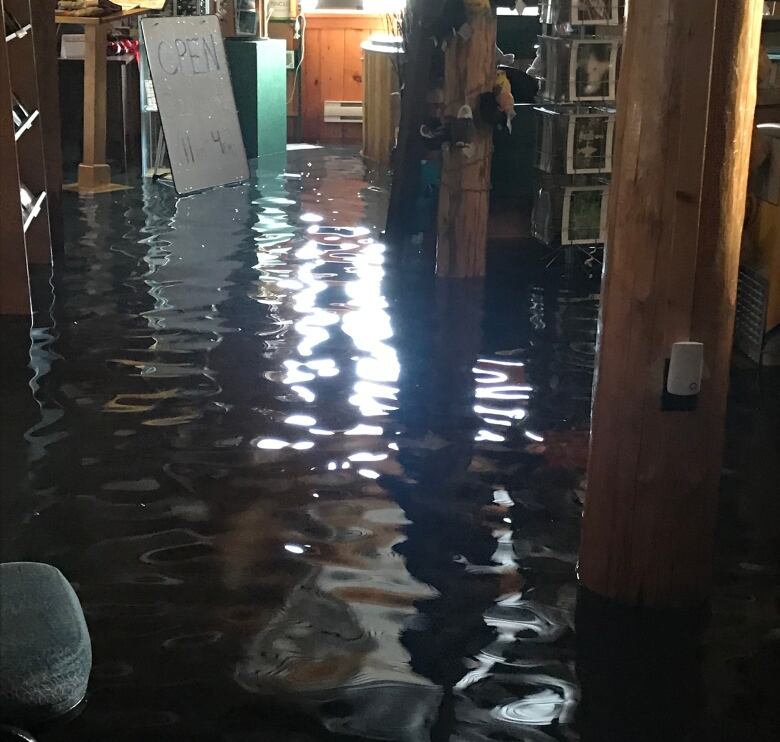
[580, 0, 764, 607]
[385, 0, 447, 244]
[78, 22, 111, 191]
[436, 5, 496, 278]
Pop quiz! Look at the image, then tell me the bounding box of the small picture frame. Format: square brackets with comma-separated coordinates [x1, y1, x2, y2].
[570, 40, 620, 101]
[571, 0, 620, 26]
[566, 113, 615, 174]
[562, 186, 608, 245]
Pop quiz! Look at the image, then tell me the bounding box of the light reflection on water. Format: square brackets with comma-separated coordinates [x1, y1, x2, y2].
[6, 150, 595, 742]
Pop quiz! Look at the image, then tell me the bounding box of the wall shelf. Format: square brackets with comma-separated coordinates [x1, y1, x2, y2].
[5, 21, 30, 41]
[13, 105, 37, 139]
[1, 0, 59, 316]
[22, 190, 46, 233]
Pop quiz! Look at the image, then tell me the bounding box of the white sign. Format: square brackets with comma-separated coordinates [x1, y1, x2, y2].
[141, 16, 249, 194]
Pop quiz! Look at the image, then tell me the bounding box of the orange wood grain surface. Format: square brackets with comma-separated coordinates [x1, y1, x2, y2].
[301, 13, 386, 144]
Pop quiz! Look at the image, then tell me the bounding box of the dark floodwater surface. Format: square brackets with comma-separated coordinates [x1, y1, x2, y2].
[1, 148, 778, 742]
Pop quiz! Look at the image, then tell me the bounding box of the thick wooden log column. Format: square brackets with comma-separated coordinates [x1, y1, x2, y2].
[385, 0, 447, 244]
[580, 0, 763, 606]
[436, 6, 496, 278]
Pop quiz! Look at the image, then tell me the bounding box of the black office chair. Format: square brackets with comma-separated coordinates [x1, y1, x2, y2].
[0, 563, 92, 742]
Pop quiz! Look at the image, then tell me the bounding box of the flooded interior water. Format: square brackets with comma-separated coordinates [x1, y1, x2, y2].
[1, 147, 778, 742]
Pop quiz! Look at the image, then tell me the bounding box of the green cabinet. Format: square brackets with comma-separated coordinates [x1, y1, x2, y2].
[224, 37, 287, 159]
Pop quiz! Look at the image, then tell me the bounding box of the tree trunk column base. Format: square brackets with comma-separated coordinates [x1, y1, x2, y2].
[575, 585, 708, 741]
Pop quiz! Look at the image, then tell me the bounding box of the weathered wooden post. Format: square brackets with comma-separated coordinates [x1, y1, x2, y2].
[385, 0, 448, 245]
[580, 0, 764, 607]
[436, 1, 496, 278]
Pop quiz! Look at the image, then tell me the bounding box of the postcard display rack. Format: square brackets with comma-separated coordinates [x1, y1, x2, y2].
[531, 1, 624, 249]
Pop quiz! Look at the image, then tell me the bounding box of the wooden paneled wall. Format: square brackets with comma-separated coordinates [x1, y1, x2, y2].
[301, 12, 387, 144]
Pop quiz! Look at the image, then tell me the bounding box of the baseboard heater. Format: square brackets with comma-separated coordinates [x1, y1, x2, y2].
[324, 100, 363, 124]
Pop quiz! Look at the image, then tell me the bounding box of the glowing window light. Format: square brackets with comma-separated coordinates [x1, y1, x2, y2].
[482, 417, 512, 427]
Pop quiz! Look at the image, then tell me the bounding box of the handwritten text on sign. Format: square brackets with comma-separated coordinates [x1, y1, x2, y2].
[141, 17, 249, 194]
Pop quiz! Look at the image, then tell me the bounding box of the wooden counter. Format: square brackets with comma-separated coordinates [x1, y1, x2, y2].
[55, 7, 145, 193]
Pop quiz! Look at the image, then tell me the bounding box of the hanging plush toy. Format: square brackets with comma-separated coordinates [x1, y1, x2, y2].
[452, 104, 476, 154]
[494, 70, 517, 132]
[463, 0, 493, 13]
[495, 0, 529, 12]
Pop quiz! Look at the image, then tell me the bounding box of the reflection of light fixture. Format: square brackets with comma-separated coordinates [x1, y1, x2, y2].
[364, 1, 406, 12]
[291, 385, 316, 402]
[285, 414, 317, 426]
[483, 417, 511, 427]
[256, 439, 288, 450]
[348, 452, 388, 462]
[284, 544, 305, 555]
[475, 430, 506, 443]
[478, 358, 525, 367]
[474, 404, 527, 420]
[475, 386, 531, 400]
[346, 424, 383, 436]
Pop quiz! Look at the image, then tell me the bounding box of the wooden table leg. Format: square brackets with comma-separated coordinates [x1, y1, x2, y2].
[77, 23, 111, 191]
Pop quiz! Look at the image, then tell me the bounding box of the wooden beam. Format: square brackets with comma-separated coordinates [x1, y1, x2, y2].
[78, 22, 111, 191]
[384, 0, 447, 244]
[580, 0, 763, 607]
[435, 5, 496, 278]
